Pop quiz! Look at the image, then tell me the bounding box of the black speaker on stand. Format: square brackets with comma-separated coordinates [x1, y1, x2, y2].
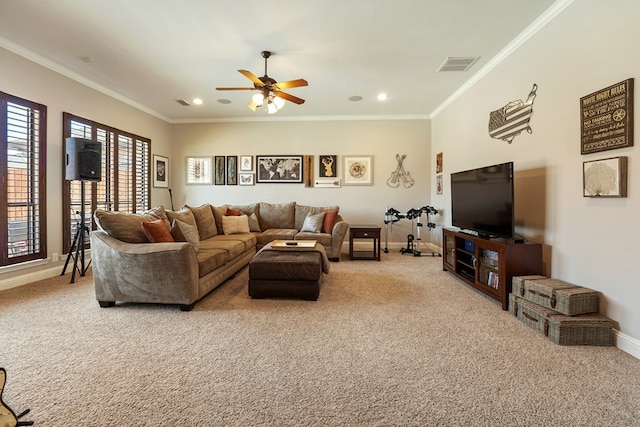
[61, 137, 102, 283]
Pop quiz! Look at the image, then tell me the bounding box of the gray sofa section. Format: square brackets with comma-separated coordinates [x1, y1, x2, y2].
[90, 202, 348, 311]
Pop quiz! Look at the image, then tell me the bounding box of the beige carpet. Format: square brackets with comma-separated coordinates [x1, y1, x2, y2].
[1, 251, 639, 426]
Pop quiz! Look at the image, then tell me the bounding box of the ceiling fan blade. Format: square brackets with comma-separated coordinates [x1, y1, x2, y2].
[274, 91, 305, 105]
[274, 79, 308, 90]
[238, 69, 265, 86]
[215, 87, 255, 91]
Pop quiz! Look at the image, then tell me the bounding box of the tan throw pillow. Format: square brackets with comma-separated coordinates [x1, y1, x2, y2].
[170, 219, 200, 252]
[166, 206, 198, 230]
[141, 219, 175, 243]
[300, 212, 325, 233]
[94, 207, 168, 243]
[222, 215, 250, 235]
[187, 204, 217, 240]
[248, 213, 262, 232]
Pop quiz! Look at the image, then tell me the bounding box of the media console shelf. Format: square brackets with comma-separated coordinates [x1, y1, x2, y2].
[442, 228, 543, 310]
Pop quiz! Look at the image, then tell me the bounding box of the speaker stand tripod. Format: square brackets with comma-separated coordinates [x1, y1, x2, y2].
[61, 180, 91, 283]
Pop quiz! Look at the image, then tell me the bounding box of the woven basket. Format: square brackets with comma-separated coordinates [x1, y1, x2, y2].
[510, 295, 613, 346]
[547, 313, 614, 346]
[512, 275, 546, 297]
[521, 277, 600, 315]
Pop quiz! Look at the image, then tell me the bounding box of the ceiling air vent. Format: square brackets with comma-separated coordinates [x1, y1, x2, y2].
[437, 57, 480, 72]
[176, 99, 190, 106]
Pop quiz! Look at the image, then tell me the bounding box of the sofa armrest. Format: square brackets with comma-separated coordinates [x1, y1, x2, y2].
[90, 231, 200, 305]
[329, 220, 349, 258]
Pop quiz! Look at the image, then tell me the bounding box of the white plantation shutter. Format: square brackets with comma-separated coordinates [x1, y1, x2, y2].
[1, 92, 47, 266]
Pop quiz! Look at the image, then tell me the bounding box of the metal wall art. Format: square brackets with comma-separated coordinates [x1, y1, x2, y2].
[488, 83, 538, 143]
[387, 154, 414, 188]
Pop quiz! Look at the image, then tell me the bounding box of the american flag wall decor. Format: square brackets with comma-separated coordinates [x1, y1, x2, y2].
[488, 84, 538, 143]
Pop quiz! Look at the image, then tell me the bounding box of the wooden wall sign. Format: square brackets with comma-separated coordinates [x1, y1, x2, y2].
[580, 78, 634, 154]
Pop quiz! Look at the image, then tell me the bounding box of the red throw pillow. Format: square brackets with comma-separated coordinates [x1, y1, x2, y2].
[321, 208, 339, 234]
[226, 207, 242, 216]
[141, 219, 175, 243]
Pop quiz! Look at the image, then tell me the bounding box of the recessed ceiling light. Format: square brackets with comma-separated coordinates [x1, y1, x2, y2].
[217, 99, 231, 104]
[192, 98, 203, 105]
[348, 95, 363, 102]
[377, 93, 388, 101]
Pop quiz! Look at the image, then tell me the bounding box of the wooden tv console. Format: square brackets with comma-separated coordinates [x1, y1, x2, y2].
[442, 228, 542, 310]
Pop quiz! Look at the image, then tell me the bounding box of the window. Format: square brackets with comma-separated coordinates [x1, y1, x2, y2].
[0, 92, 47, 266]
[62, 113, 150, 254]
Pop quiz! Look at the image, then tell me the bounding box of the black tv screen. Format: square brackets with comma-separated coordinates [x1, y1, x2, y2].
[450, 161, 514, 239]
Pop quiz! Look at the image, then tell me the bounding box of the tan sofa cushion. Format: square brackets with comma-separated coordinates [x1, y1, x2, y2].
[259, 202, 295, 230]
[170, 219, 200, 252]
[94, 206, 168, 243]
[187, 204, 217, 240]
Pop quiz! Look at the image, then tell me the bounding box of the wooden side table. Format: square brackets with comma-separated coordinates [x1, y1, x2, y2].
[349, 225, 381, 261]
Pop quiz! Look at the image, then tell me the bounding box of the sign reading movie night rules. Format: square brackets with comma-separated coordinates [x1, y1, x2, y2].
[580, 78, 634, 154]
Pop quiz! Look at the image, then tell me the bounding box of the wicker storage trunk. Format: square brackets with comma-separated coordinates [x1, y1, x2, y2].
[510, 295, 613, 346]
[512, 276, 600, 315]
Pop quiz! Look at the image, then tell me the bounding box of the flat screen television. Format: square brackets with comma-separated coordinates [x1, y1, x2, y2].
[450, 161, 515, 240]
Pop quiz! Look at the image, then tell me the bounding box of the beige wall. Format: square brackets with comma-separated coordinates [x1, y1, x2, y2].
[431, 0, 640, 347]
[171, 119, 432, 242]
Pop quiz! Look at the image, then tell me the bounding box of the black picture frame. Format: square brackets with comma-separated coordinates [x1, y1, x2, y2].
[214, 156, 225, 185]
[256, 155, 304, 183]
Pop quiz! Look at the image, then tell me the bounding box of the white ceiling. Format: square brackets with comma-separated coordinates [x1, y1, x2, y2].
[0, 0, 561, 122]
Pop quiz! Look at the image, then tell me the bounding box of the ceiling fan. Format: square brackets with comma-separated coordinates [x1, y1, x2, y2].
[216, 51, 308, 113]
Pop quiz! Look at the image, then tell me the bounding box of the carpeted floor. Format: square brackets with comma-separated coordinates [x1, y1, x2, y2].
[1, 251, 640, 426]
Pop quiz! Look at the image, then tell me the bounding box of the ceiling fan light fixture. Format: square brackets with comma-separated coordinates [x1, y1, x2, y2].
[273, 96, 285, 110]
[267, 101, 278, 114]
[252, 93, 265, 106]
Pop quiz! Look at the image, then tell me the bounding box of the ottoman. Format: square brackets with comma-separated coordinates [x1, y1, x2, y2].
[248, 244, 326, 300]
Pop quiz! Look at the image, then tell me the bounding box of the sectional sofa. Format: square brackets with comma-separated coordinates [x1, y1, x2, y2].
[90, 202, 348, 311]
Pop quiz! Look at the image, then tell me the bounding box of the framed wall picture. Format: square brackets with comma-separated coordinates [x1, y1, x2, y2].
[583, 156, 627, 197]
[153, 154, 169, 188]
[240, 155, 253, 171]
[185, 156, 212, 185]
[227, 155, 238, 185]
[319, 155, 337, 178]
[343, 155, 373, 185]
[436, 174, 443, 194]
[239, 173, 255, 185]
[256, 155, 303, 183]
[436, 152, 443, 173]
[580, 78, 634, 154]
[214, 155, 225, 185]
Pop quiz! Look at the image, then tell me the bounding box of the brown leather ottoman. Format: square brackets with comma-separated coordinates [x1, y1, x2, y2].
[248, 249, 323, 300]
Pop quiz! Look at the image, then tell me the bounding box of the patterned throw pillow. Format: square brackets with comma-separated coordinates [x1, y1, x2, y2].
[170, 219, 200, 252]
[222, 215, 250, 235]
[300, 212, 325, 233]
[141, 219, 175, 243]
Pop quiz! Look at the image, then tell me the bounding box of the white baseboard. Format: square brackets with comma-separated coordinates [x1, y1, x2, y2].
[0, 264, 64, 291]
[615, 330, 640, 360]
